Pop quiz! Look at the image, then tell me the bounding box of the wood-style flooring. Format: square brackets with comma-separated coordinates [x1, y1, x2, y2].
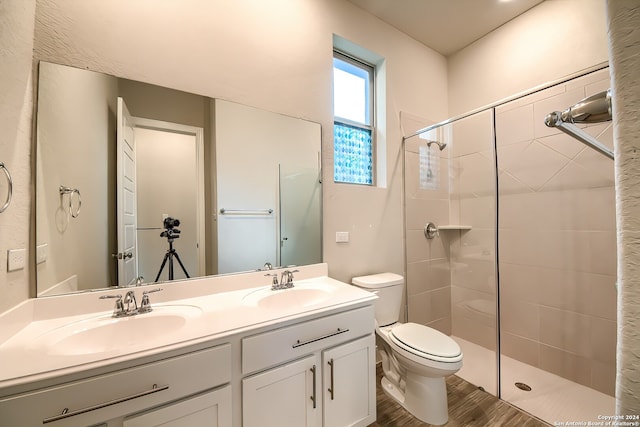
[369, 365, 551, 427]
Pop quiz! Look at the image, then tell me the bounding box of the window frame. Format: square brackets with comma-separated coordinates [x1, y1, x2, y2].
[333, 50, 376, 186]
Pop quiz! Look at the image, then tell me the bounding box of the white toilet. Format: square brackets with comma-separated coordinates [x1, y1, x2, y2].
[352, 273, 463, 426]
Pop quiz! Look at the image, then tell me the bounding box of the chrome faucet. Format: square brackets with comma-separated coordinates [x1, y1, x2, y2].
[123, 290, 138, 315]
[100, 288, 162, 317]
[280, 270, 293, 288]
[266, 269, 300, 290]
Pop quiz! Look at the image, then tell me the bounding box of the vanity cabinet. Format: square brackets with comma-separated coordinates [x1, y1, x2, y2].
[322, 336, 376, 427]
[241, 306, 376, 427]
[0, 344, 231, 427]
[243, 354, 322, 427]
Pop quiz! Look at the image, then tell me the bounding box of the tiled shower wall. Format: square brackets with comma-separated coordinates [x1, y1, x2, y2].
[493, 68, 616, 396]
[404, 136, 452, 334]
[405, 68, 616, 396]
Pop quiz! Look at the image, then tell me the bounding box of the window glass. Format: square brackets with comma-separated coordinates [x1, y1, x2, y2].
[333, 57, 370, 125]
[333, 52, 374, 185]
[334, 123, 372, 185]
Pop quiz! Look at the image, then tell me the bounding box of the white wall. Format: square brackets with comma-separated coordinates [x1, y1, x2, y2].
[214, 99, 321, 273]
[135, 127, 199, 282]
[0, 0, 36, 313]
[607, 0, 640, 415]
[33, 0, 449, 286]
[448, 0, 610, 116]
[36, 62, 118, 293]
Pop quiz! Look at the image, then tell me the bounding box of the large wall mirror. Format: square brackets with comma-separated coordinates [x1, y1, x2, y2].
[35, 61, 322, 297]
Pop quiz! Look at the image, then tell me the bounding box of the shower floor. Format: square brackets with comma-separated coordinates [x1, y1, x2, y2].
[453, 336, 615, 425]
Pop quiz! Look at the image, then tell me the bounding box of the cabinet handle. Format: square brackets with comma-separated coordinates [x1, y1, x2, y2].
[327, 358, 335, 400]
[42, 383, 169, 424]
[292, 328, 350, 348]
[310, 365, 317, 409]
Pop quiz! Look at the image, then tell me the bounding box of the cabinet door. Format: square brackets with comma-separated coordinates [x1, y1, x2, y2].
[124, 385, 231, 427]
[322, 335, 376, 427]
[243, 354, 321, 427]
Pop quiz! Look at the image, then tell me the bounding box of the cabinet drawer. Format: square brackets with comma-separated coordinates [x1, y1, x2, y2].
[242, 305, 374, 375]
[0, 343, 230, 426]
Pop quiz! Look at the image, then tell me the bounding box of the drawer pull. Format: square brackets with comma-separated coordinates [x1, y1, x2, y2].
[292, 328, 350, 348]
[310, 365, 317, 409]
[43, 383, 169, 424]
[328, 358, 335, 400]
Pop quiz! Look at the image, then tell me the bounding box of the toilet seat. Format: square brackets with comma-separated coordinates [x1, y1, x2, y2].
[389, 323, 462, 364]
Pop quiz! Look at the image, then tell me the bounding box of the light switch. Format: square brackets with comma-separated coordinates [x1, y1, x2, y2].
[336, 231, 350, 243]
[7, 248, 26, 272]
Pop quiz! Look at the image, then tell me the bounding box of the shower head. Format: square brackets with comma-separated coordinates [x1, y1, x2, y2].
[425, 140, 447, 151]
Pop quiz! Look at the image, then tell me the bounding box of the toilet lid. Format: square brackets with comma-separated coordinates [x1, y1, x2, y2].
[390, 323, 461, 359]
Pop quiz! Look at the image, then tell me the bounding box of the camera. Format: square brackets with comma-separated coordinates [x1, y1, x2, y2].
[160, 216, 181, 240]
[163, 217, 180, 229]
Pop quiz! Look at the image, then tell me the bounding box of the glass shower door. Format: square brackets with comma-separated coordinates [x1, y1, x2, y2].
[278, 164, 322, 267]
[403, 109, 499, 396]
[446, 110, 499, 396]
[495, 68, 616, 423]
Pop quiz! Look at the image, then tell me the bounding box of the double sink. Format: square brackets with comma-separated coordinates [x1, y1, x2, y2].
[25, 280, 337, 357]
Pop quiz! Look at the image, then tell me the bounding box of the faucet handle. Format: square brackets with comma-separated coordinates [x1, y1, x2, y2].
[265, 273, 279, 288]
[139, 288, 163, 314]
[100, 294, 124, 317]
[281, 269, 299, 287]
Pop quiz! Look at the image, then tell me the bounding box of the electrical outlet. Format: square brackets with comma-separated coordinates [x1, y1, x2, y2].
[336, 231, 350, 243]
[36, 243, 48, 264]
[7, 248, 26, 272]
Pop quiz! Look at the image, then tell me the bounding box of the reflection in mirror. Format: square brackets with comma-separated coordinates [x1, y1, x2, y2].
[35, 61, 322, 297]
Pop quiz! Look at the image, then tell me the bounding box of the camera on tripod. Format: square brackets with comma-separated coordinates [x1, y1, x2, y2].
[155, 216, 190, 282]
[160, 216, 181, 240]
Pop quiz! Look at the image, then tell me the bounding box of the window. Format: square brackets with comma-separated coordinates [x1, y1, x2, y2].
[333, 51, 375, 185]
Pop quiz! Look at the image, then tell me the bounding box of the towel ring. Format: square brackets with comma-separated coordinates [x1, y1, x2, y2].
[0, 163, 12, 213]
[59, 186, 82, 218]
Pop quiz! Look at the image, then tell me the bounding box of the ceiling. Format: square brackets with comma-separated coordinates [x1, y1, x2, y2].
[347, 0, 546, 56]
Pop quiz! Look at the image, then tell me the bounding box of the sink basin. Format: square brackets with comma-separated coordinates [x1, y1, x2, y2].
[242, 283, 334, 310]
[30, 305, 202, 356]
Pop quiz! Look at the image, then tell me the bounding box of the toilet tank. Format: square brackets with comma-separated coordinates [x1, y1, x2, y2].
[352, 273, 404, 327]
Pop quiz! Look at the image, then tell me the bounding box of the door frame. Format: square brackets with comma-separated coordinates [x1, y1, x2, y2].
[133, 117, 206, 277]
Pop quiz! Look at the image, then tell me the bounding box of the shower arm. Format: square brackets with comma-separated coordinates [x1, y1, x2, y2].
[544, 89, 614, 160]
[544, 112, 614, 160]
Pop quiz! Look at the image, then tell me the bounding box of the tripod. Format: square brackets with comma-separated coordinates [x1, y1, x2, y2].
[154, 238, 190, 282]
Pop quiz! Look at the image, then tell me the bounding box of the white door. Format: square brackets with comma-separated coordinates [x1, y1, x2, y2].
[323, 335, 377, 427]
[242, 355, 321, 427]
[116, 97, 138, 286]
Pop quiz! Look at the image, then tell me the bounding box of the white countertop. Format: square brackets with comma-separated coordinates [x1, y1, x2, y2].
[0, 263, 376, 394]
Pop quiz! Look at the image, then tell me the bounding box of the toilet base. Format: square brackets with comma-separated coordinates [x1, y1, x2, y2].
[380, 373, 449, 426]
